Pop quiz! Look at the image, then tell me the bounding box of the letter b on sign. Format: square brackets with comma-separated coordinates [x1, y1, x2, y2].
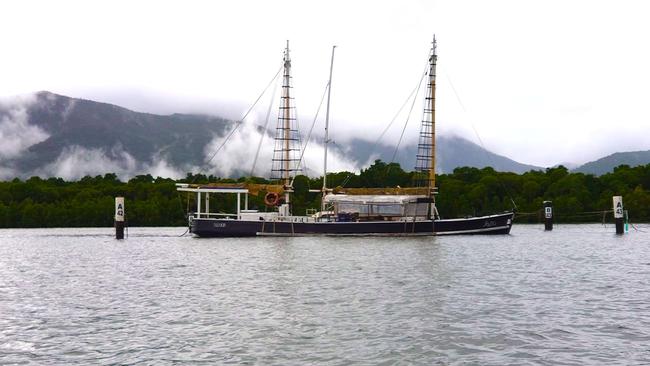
[545, 207, 552, 219]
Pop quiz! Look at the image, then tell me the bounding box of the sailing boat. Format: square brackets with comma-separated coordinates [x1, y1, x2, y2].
[177, 38, 514, 236]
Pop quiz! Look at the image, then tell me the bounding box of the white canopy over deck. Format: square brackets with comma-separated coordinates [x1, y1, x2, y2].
[176, 184, 251, 219]
[323, 194, 430, 220]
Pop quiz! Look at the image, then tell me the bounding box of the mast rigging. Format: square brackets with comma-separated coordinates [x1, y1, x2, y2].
[414, 35, 438, 218]
[271, 41, 301, 206]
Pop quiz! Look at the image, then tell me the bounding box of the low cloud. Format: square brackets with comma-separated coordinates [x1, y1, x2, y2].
[147, 154, 192, 180]
[203, 118, 359, 178]
[0, 94, 49, 160]
[38, 145, 137, 180]
[35, 145, 190, 181]
[0, 166, 18, 181]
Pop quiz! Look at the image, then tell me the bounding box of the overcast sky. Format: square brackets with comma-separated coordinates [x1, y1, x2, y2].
[1, 0, 649, 167]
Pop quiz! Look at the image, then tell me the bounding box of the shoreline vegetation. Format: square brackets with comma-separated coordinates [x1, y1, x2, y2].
[1, 160, 649, 228]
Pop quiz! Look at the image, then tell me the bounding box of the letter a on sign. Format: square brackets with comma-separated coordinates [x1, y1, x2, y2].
[115, 197, 125, 221]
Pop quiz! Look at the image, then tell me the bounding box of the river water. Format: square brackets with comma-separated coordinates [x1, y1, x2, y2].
[1, 224, 649, 365]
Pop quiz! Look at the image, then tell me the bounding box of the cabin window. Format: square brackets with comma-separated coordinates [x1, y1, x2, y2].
[372, 204, 402, 216]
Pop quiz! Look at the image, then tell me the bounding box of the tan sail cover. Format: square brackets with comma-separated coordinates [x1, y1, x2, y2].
[186, 183, 426, 196]
[331, 187, 429, 195]
[189, 183, 285, 196]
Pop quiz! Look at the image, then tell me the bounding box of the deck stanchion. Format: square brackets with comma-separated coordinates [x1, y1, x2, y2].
[543, 201, 553, 231]
[115, 197, 125, 239]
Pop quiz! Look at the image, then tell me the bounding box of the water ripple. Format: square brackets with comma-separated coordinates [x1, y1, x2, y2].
[1, 225, 650, 365]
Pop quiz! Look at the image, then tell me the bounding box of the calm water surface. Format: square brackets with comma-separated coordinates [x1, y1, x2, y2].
[1, 224, 649, 365]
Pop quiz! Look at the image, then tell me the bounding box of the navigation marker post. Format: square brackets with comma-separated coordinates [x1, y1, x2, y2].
[543, 200, 553, 231]
[115, 197, 125, 239]
[612, 196, 624, 235]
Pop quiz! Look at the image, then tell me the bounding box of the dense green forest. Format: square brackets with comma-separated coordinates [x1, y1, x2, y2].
[1, 160, 649, 228]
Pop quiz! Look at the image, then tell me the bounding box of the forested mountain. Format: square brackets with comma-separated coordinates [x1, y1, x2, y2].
[573, 150, 650, 175]
[355, 136, 541, 174]
[1, 91, 541, 179]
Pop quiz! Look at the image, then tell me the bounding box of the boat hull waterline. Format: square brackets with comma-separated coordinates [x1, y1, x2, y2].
[189, 212, 514, 237]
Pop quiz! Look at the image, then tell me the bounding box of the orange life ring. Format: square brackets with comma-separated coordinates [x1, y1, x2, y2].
[264, 192, 280, 206]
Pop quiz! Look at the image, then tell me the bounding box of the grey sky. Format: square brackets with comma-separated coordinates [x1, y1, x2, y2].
[1, 0, 649, 167]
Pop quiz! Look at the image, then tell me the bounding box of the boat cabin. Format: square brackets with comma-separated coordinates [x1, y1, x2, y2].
[322, 194, 431, 222]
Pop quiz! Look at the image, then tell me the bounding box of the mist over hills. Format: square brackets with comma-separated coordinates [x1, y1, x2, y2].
[0, 91, 646, 180]
[0, 92, 230, 179]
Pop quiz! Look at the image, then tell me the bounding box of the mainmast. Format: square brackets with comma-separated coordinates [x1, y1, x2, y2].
[415, 35, 439, 219]
[429, 36, 437, 194]
[321, 45, 336, 212]
[271, 41, 300, 208]
[283, 40, 292, 205]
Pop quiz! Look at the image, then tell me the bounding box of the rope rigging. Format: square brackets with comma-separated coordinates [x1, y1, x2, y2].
[372, 62, 428, 161]
[512, 207, 646, 234]
[631, 223, 647, 233]
[443, 69, 518, 212]
[250, 73, 281, 177]
[514, 208, 628, 224]
[289, 81, 330, 188]
[294, 104, 306, 173]
[339, 57, 430, 189]
[389, 66, 428, 166]
[179, 63, 283, 227]
[198, 63, 284, 179]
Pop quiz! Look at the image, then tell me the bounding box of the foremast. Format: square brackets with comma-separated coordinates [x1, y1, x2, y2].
[415, 35, 439, 219]
[271, 41, 301, 213]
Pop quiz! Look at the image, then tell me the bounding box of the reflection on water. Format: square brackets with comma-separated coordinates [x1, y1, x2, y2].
[1, 225, 649, 365]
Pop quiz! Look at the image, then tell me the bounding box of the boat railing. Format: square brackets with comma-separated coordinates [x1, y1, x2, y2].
[191, 212, 238, 219]
[275, 216, 315, 223]
[190, 211, 317, 223]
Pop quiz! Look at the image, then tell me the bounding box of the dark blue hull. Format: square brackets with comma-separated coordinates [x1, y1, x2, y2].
[189, 212, 514, 237]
